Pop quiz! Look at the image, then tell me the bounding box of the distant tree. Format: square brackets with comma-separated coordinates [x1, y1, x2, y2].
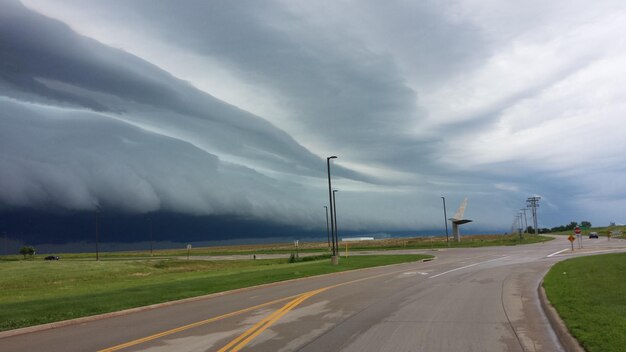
[526, 226, 534, 233]
[581, 221, 592, 228]
[19, 246, 35, 259]
[565, 221, 578, 231]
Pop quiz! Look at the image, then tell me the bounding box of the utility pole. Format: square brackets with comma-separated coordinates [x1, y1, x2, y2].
[95, 207, 100, 261]
[526, 196, 540, 235]
[149, 215, 153, 256]
[441, 197, 449, 244]
[520, 208, 528, 232]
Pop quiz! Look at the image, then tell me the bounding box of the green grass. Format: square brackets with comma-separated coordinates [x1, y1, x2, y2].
[0, 234, 555, 262]
[0, 254, 429, 331]
[543, 253, 626, 352]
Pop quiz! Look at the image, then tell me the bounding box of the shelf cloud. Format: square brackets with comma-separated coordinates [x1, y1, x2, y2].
[2, 0, 626, 244]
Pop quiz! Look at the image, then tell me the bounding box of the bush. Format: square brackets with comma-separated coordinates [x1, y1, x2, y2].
[19, 246, 36, 259]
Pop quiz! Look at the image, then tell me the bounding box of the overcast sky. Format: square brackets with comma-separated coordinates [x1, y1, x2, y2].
[2, 0, 625, 238]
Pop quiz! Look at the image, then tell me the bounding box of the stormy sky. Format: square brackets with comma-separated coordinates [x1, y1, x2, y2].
[2, 0, 626, 245]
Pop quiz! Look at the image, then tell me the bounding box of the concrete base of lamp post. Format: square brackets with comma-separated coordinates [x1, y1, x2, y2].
[331, 255, 339, 265]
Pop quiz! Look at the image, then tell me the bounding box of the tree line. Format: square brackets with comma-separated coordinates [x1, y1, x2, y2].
[528, 220, 592, 234]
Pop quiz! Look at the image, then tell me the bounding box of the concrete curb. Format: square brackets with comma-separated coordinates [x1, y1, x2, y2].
[537, 281, 585, 352]
[0, 255, 435, 339]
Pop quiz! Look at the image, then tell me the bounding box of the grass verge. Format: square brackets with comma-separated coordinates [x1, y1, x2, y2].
[0, 254, 429, 331]
[543, 253, 626, 352]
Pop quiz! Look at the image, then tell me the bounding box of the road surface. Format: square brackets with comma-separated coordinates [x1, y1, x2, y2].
[2, 236, 625, 351]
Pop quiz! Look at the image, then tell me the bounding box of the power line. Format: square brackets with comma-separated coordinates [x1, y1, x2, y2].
[526, 196, 541, 234]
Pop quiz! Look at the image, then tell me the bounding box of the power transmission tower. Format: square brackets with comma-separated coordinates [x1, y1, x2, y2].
[526, 197, 541, 235]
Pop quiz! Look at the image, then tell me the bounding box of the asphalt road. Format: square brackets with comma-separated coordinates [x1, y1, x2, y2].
[2, 236, 625, 352]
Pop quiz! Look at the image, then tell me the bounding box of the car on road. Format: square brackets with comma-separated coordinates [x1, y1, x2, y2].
[44, 255, 60, 260]
[589, 232, 599, 239]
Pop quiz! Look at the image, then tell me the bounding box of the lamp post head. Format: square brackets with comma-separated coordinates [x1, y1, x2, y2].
[333, 189, 339, 193]
[324, 205, 327, 209]
[327, 156, 337, 160]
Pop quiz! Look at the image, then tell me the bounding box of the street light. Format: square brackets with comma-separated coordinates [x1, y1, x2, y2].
[326, 156, 338, 260]
[333, 190, 339, 251]
[441, 197, 449, 244]
[324, 206, 330, 248]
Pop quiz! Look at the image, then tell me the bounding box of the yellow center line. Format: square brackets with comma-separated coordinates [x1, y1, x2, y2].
[218, 288, 329, 352]
[100, 264, 420, 351]
[97, 295, 299, 352]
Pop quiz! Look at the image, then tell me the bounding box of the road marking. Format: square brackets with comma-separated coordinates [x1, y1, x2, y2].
[100, 261, 432, 351]
[97, 295, 299, 352]
[546, 248, 569, 258]
[428, 256, 508, 279]
[218, 288, 328, 352]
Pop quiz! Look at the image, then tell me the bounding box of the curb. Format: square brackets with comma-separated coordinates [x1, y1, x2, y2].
[0, 255, 435, 339]
[537, 281, 585, 352]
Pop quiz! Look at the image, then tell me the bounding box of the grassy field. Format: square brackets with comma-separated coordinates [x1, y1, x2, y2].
[543, 253, 626, 352]
[0, 233, 553, 261]
[0, 254, 429, 331]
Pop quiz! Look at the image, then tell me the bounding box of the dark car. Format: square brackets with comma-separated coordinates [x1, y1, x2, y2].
[589, 232, 599, 239]
[44, 255, 60, 260]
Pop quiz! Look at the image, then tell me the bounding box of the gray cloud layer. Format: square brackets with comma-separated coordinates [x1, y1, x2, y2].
[2, 0, 626, 233]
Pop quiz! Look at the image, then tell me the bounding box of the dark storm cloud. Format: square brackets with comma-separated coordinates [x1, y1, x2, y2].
[0, 0, 367, 228]
[25, 0, 447, 168]
[3, 0, 626, 239]
[0, 96, 312, 219]
[0, 0, 369, 182]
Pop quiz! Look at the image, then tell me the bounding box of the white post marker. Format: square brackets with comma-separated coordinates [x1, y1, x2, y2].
[187, 244, 191, 260]
[575, 226, 582, 249]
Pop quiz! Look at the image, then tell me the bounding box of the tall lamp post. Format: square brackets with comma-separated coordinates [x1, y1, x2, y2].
[326, 156, 338, 262]
[324, 206, 330, 248]
[441, 197, 449, 243]
[333, 190, 339, 252]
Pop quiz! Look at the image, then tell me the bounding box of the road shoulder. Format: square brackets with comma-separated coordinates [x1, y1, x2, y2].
[537, 282, 584, 352]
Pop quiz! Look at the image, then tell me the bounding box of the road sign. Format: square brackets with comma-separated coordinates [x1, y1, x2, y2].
[574, 227, 581, 234]
[568, 235, 575, 242]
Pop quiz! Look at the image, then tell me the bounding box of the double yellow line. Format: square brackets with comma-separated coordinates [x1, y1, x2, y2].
[217, 287, 329, 352]
[100, 266, 411, 351]
[98, 295, 298, 352]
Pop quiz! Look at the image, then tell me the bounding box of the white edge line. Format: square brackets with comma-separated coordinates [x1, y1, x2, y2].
[428, 256, 509, 279]
[546, 248, 569, 258]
